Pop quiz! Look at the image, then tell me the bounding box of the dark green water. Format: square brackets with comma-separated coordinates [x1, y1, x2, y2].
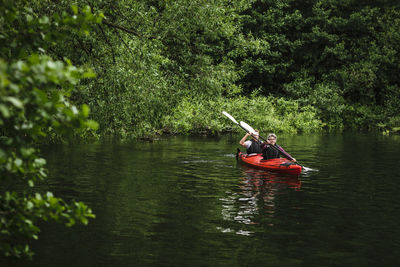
[6, 133, 400, 266]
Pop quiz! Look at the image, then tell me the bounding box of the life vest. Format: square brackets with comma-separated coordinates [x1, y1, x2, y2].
[247, 140, 262, 154]
[263, 144, 281, 159]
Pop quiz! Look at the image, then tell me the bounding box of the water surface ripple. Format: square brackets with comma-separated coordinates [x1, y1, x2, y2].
[5, 133, 400, 266]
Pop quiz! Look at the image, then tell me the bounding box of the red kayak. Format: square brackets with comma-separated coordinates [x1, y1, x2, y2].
[237, 152, 302, 175]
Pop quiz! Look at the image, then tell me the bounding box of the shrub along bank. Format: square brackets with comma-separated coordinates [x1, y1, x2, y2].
[162, 96, 322, 136]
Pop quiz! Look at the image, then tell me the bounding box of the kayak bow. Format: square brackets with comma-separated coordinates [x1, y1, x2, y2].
[237, 151, 302, 175]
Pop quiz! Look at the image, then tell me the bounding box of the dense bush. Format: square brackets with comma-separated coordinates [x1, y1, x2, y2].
[163, 96, 322, 135]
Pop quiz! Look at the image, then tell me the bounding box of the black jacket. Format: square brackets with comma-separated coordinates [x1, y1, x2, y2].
[262, 144, 281, 159]
[247, 140, 262, 154]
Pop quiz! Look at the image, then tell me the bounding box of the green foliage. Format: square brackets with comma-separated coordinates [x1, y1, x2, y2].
[0, 1, 100, 259]
[29, 0, 248, 139]
[234, 0, 305, 95]
[0, 192, 94, 258]
[235, 0, 400, 131]
[79, 62, 172, 138]
[384, 116, 400, 134]
[33, 0, 400, 136]
[163, 96, 322, 134]
[0, 0, 103, 61]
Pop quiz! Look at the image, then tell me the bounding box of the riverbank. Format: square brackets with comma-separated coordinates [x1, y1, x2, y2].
[84, 95, 399, 140]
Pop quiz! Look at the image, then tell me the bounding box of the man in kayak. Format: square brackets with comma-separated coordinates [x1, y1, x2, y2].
[261, 133, 296, 162]
[239, 130, 262, 155]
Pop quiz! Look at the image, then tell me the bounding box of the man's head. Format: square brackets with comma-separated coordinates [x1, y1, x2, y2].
[267, 133, 277, 144]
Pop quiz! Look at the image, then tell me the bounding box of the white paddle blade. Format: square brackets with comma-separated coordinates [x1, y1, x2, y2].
[222, 111, 238, 124]
[240, 121, 256, 134]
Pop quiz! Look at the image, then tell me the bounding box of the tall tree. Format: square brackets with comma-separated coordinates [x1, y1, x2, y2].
[32, 0, 249, 137]
[236, 0, 400, 129]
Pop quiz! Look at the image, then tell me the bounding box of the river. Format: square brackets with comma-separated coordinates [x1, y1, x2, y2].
[6, 133, 400, 266]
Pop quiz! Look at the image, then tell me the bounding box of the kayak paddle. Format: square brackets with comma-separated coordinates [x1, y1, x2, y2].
[222, 111, 258, 137]
[240, 121, 267, 143]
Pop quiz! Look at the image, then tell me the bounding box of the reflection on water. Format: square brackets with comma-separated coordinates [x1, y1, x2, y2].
[220, 167, 301, 235]
[3, 133, 400, 266]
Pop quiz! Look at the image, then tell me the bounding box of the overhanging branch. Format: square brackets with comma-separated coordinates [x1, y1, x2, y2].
[102, 19, 156, 40]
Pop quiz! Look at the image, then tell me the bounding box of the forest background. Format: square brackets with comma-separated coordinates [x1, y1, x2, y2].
[1, 0, 400, 259]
